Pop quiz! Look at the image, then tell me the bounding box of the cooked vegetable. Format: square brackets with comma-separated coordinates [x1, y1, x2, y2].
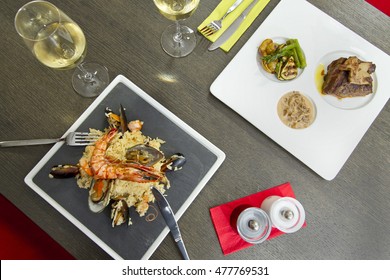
[287, 39, 306, 68]
[281, 57, 298, 80]
[262, 60, 277, 73]
[259, 38, 306, 81]
[259, 39, 277, 56]
[291, 48, 300, 68]
[262, 43, 296, 64]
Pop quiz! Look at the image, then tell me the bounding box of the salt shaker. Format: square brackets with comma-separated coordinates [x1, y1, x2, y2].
[236, 207, 272, 244]
[261, 196, 305, 233]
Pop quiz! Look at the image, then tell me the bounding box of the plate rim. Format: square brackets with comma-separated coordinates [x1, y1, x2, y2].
[24, 74, 226, 259]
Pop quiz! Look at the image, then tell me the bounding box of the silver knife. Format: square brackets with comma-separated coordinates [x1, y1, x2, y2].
[151, 187, 190, 260]
[208, 0, 259, 51]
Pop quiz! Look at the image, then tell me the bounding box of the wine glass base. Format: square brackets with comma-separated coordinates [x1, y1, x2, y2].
[72, 62, 110, 98]
[161, 23, 196, 58]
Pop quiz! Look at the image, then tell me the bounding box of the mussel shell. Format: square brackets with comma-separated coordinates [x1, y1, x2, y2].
[119, 104, 128, 134]
[125, 144, 163, 166]
[89, 179, 109, 202]
[49, 164, 79, 178]
[111, 199, 129, 227]
[105, 107, 121, 129]
[88, 179, 112, 213]
[161, 153, 186, 172]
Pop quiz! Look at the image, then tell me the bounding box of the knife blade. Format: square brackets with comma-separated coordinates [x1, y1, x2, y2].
[151, 187, 190, 260]
[208, 0, 259, 51]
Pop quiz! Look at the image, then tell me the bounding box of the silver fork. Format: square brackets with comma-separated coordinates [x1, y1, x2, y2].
[0, 131, 100, 147]
[200, 0, 244, 36]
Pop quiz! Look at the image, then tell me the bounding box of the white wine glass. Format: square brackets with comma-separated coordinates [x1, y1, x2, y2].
[153, 0, 200, 58]
[15, 0, 109, 98]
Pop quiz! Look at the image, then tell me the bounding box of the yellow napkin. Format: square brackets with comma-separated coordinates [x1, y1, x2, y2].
[198, 0, 270, 52]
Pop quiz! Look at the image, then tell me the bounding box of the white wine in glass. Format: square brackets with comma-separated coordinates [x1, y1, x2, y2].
[15, 1, 109, 97]
[153, 0, 200, 58]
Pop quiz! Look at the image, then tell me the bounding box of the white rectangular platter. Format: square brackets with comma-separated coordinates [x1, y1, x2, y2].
[210, 0, 390, 180]
[25, 75, 225, 259]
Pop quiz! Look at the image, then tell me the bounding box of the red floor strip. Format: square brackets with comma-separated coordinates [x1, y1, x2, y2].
[0, 194, 75, 260]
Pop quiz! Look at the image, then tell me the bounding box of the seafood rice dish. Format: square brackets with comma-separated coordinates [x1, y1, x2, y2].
[50, 106, 185, 227]
[78, 128, 168, 224]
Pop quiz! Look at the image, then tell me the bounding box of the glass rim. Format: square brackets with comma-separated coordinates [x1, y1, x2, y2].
[15, 0, 62, 41]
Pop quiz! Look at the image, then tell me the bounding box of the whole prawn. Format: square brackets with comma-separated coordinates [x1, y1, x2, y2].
[89, 128, 163, 182]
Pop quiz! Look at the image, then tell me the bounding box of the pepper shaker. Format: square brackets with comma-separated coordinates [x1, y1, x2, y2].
[261, 196, 305, 233]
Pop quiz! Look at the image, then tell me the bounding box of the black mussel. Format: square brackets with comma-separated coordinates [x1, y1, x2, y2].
[49, 164, 79, 178]
[161, 153, 186, 172]
[119, 104, 128, 134]
[88, 179, 112, 213]
[125, 144, 163, 166]
[105, 107, 121, 129]
[111, 199, 129, 227]
[89, 179, 109, 202]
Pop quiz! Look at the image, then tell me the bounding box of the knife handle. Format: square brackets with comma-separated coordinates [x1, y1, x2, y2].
[0, 138, 61, 147]
[177, 239, 190, 260]
[224, 0, 245, 19]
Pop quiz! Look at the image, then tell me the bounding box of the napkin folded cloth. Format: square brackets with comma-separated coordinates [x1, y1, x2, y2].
[198, 0, 270, 52]
[209, 182, 306, 255]
[366, 0, 390, 16]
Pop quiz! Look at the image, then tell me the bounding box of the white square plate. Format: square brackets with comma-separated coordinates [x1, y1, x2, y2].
[210, 0, 389, 180]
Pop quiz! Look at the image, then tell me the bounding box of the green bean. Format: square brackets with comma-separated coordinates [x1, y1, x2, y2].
[289, 39, 306, 68]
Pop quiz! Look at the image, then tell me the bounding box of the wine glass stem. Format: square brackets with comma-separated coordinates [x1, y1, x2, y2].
[173, 21, 183, 44]
[77, 63, 96, 85]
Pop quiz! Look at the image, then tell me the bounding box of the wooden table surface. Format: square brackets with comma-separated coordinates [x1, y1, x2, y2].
[1, 0, 389, 260]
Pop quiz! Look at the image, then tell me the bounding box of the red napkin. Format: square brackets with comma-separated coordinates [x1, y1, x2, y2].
[209, 182, 306, 255]
[366, 0, 390, 16]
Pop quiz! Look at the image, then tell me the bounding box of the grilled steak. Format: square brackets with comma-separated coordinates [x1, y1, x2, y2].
[322, 56, 376, 98]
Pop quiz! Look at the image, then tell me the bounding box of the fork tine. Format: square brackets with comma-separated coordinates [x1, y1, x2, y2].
[201, 0, 244, 36]
[73, 132, 98, 136]
[73, 133, 99, 139]
[204, 29, 214, 36]
[208, 30, 216, 35]
[67, 131, 100, 146]
[73, 138, 98, 142]
[200, 25, 208, 32]
[200, 25, 216, 36]
[72, 142, 95, 146]
[72, 139, 97, 145]
[200, 26, 211, 35]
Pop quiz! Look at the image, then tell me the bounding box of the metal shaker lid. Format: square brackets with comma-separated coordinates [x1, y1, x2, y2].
[236, 207, 271, 244]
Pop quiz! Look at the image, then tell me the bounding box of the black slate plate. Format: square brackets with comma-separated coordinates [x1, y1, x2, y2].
[25, 75, 225, 259]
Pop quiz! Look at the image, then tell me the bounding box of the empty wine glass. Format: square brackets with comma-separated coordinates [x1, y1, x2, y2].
[153, 0, 200, 58]
[15, 0, 109, 98]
